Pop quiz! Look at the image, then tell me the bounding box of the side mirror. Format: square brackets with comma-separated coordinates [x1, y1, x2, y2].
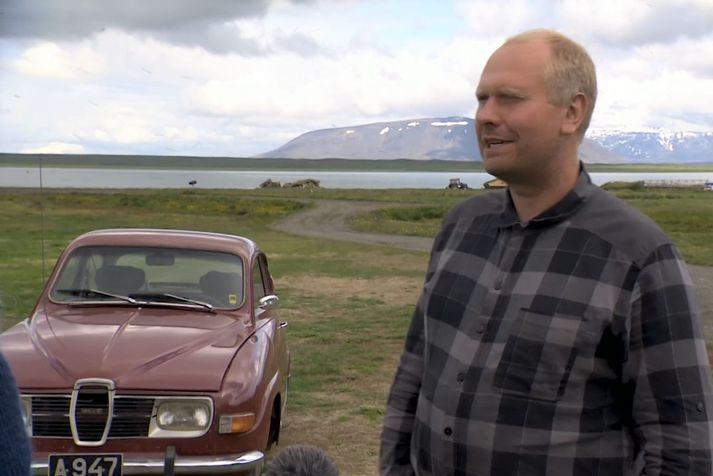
[258, 294, 279, 310]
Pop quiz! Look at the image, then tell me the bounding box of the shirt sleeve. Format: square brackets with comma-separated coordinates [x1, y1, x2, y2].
[379, 298, 425, 476]
[0, 351, 32, 476]
[628, 244, 713, 474]
[379, 210, 458, 475]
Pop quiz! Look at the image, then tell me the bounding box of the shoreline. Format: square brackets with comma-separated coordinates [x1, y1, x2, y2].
[2, 154, 713, 173]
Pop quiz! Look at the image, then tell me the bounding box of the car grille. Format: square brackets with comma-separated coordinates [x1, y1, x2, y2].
[31, 394, 155, 440]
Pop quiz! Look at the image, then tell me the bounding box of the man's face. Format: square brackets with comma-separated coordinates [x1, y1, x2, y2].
[475, 39, 568, 182]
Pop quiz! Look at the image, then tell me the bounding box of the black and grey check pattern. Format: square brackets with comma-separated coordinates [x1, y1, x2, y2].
[380, 168, 713, 476]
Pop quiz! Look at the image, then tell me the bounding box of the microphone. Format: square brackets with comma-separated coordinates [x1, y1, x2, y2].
[265, 445, 339, 476]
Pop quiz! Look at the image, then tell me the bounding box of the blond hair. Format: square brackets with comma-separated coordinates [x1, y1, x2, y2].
[505, 29, 597, 135]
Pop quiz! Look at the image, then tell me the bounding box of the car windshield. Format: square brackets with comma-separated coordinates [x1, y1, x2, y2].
[50, 246, 244, 309]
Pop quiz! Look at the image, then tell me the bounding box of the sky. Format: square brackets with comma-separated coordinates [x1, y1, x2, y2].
[1, 0, 712, 157]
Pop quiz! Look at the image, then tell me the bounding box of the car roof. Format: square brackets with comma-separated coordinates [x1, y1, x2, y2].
[66, 229, 259, 256]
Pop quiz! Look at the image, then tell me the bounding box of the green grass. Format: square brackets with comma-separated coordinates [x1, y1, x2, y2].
[612, 189, 713, 266]
[0, 189, 308, 321]
[350, 188, 713, 266]
[350, 205, 451, 237]
[1, 185, 710, 474]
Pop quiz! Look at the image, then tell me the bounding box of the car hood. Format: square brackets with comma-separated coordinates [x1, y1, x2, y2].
[1, 305, 254, 392]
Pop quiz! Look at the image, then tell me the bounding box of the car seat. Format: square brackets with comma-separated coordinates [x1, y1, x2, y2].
[95, 265, 146, 296]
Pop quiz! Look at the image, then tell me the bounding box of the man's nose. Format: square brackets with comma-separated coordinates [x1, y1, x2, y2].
[475, 98, 499, 126]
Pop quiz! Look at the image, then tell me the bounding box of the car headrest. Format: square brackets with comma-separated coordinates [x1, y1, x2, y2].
[199, 271, 242, 307]
[95, 265, 146, 296]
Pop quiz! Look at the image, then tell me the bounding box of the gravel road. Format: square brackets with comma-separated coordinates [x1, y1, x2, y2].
[273, 199, 713, 339]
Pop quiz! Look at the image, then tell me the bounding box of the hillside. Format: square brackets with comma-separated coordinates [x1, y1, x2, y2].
[258, 116, 712, 163]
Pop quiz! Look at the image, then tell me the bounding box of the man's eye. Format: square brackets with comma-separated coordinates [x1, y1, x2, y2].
[499, 95, 522, 104]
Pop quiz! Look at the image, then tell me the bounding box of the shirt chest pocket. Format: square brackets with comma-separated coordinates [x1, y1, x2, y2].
[493, 308, 595, 402]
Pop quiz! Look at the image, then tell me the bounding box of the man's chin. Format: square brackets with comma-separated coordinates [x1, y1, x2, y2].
[482, 157, 509, 178]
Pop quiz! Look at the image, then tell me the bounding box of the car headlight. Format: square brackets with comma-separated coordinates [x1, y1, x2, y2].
[156, 400, 211, 431]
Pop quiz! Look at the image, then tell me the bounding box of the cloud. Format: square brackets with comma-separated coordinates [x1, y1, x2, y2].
[455, 0, 713, 50]
[0, 0, 314, 54]
[2, 0, 712, 158]
[454, 0, 551, 40]
[13, 42, 106, 79]
[22, 142, 85, 154]
[273, 31, 324, 57]
[186, 45, 474, 125]
[633, 37, 713, 77]
[594, 65, 713, 131]
[159, 22, 271, 56]
[559, 0, 713, 46]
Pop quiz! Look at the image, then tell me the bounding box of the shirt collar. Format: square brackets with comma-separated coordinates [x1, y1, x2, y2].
[498, 163, 593, 229]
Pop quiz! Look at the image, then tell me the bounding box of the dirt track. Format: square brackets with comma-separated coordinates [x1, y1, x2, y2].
[273, 199, 713, 338]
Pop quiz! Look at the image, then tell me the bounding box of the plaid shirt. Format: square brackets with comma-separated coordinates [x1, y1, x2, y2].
[381, 168, 713, 476]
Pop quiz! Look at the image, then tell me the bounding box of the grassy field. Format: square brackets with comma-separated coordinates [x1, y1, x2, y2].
[0, 186, 711, 475]
[0, 187, 429, 474]
[350, 188, 713, 266]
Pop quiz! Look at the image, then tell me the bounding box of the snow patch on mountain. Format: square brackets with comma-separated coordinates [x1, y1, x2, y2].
[431, 121, 468, 127]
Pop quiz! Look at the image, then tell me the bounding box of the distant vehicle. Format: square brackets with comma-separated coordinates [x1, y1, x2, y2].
[704, 181, 713, 191]
[0, 228, 290, 475]
[188, 180, 197, 186]
[447, 177, 469, 189]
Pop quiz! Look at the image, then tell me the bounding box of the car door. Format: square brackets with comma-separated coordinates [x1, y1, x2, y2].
[253, 254, 288, 372]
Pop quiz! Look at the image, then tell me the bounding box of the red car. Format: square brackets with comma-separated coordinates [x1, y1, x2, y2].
[0, 229, 290, 475]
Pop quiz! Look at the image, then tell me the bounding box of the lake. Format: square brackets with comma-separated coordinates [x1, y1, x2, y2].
[1, 167, 711, 189]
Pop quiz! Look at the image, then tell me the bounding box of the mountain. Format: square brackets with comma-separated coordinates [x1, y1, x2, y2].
[586, 130, 713, 163]
[258, 116, 712, 163]
[260, 117, 477, 161]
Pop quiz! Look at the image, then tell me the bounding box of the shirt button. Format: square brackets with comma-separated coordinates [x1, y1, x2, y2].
[697, 402, 705, 412]
[456, 372, 465, 382]
[476, 322, 486, 334]
[444, 427, 452, 436]
[493, 277, 503, 290]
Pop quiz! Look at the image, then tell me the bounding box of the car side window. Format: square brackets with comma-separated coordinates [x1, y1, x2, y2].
[253, 258, 266, 305]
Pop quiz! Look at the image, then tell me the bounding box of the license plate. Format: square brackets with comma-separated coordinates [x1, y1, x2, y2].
[48, 454, 122, 476]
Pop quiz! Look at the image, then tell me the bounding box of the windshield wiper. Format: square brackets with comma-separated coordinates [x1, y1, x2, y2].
[129, 292, 215, 312]
[55, 288, 137, 304]
[55, 289, 215, 312]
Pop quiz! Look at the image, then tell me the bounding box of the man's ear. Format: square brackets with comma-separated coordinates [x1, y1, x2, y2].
[560, 93, 587, 136]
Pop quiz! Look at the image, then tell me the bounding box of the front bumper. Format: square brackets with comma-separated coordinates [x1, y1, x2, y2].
[31, 450, 264, 475]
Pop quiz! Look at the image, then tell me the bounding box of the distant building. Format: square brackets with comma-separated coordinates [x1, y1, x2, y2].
[644, 179, 707, 189]
[484, 178, 507, 189]
[283, 178, 321, 189]
[259, 178, 282, 188]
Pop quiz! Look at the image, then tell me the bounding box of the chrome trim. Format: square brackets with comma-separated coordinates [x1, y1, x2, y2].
[32, 451, 264, 475]
[21, 396, 32, 436]
[70, 378, 115, 447]
[258, 294, 279, 310]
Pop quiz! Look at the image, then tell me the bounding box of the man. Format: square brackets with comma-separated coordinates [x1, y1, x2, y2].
[380, 29, 713, 475]
[0, 351, 31, 475]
